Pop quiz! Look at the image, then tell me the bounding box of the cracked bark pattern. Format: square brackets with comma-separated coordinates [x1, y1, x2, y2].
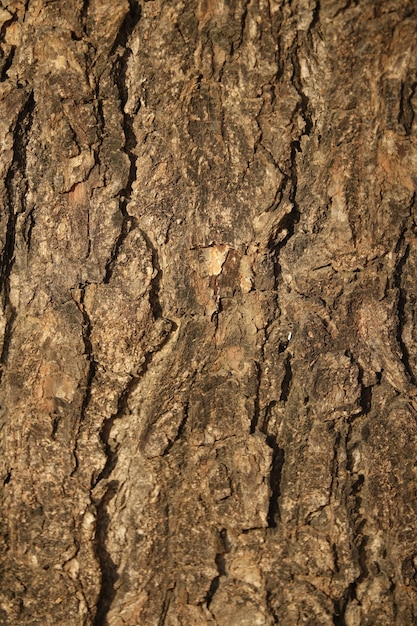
[1, 1, 417, 624]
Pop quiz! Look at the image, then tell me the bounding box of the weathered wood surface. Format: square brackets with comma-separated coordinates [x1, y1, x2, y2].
[1, 1, 417, 624]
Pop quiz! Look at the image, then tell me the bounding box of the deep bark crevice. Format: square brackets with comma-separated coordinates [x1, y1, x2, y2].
[139, 229, 164, 320]
[93, 480, 120, 626]
[280, 354, 292, 402]
[78, 288, 97, 424]
[265, 435, 285, 528]
[93, 374, 138, 491]
[0, 46, 16, 82]
[1, 91, 34, 297]
[0, 92, 34, 379]
[104, 1, 141, 285]
[0, 10, 17, 42]
[250, 360, 262, 433]
[205, 529, 229, 609]
[399, 79, 416, 136]
[393, 242, 416, 386]
[80, 0, 90, 33]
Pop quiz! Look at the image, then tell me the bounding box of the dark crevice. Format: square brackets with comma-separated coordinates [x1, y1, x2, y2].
[1, 91, 35, 290]
[205, 576, 220, 609]
[333, 583, 357, 625]
[266, 29, 314, 269]
[399, 79, 416, 136]
[310, 0, 321, 31]
[92, 6, 143, 624]
[278, 339, 288, 353]
[92, 374, 138, 488]
[3, 469, 12, 485]
[22, 207, 35, 250]
[92, 325, 176, 614]
[345, 351, 372, 417]
[158, 588, 174, 626]
[291, 43, 313, 137]
[93, 480, 119, 626]
[0, 309, 16, 382]
[91, 379, 138, 625]
[0, 92, 35, 380]
[69, 285, 97, 475]
[205, 529, 229, 609]
[328, 430, 341, 503]
[103, 214, 136, 283]
[393, 243, 416, 385]
[140, 229, 163, 319]
[359, 383, 372, 415]
[51, 413, 60, 438]
[80, 0, 90, 33]
[110, 0, 141, 56]
[0, 45, 16, 82]
[250, 361, 262, 433]
[266, 590, 279, 623]
[265, 435, 285, 528]
[261, 400, 277, 434]
[103, 2, 141, 285]
[92, 90, 105, 172]
[267, 139, 302, 283]
[0, 11, 17, 41]
[357, 364, 372, 415]
[336, 422, 368, 623]
[280, 354, 292, 402]
[78, 288, 97, 424]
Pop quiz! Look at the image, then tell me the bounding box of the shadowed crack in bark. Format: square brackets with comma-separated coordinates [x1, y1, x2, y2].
[70, 285, 97, 472]
[91, 4, 143, 623]
[0, 91, 34, 380]
[265, 436, 285, 528]
[205, 528, 229, 609]
[393, 239, 416, 386]
[104, 0, 141, 285]
[93, 480, 120, 626]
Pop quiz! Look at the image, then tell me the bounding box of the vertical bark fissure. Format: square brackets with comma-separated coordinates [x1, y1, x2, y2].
[0, 91, 34, 377]
[80, 0, 90, 33]
[70, 287, 97, 471]
[104, 1, 141, 284]
[263, 15, 315, 537]
[204, 528, 229, 610]
[393, 239, 415, 386]
[93, 481, 119, 626]
[93, 375, 138, 488]
[0, 46, 16, 83]
[266, 436, 285, 528]
[399, 79, 416, 136]
[92, 6, 143, 623]
[250, 360, 262, 433]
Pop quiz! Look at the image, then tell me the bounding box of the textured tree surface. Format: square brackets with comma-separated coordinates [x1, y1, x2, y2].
[1, 0, 417, 624]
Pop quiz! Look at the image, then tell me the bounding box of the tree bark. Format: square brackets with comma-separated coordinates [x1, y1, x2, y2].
[1, 0, 417, 624]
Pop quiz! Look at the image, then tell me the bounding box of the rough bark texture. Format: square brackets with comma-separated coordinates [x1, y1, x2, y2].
[1, 0, 417, 624]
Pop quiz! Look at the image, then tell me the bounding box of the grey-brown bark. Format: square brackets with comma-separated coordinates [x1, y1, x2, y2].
[1, 0, 417, 624]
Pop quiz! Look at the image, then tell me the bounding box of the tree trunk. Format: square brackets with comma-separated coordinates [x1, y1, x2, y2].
[1, 1, 417, 624]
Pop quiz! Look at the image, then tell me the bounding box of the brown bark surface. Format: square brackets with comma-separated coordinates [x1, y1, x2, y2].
[1, 1, 417, 624]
